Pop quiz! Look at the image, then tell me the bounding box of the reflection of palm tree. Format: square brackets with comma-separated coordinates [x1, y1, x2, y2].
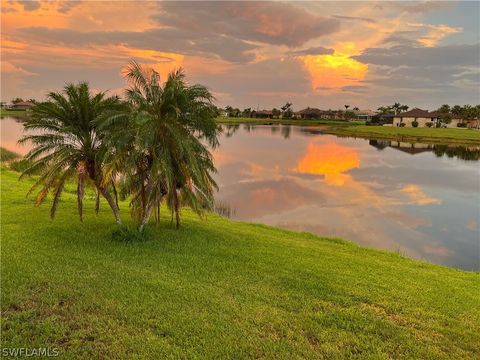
[20, 83, 124, 223]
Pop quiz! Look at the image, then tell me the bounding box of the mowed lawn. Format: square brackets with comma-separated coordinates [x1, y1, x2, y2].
[1, 169, 479, 359]
[327, 125, 480, 145]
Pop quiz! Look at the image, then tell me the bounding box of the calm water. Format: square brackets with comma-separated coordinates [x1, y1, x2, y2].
[2, 117, 479, 270]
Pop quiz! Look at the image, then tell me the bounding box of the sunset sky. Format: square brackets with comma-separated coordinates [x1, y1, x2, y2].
[1, 1, 479, 110]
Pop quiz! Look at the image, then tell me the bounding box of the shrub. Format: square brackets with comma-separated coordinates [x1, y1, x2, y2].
[399, 122, 406, 127]
[111, 225, 154, 243]
[412, 120, 419, 128]
[9, 159, 33, 173]
[457, 122, 467, 128]
[426, 122, 433, 128]
[0, 147, 20, 162]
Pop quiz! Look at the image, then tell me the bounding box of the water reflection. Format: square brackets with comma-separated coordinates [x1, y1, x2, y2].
[369, 139, 480, 161]
[214, 125, 479, 270]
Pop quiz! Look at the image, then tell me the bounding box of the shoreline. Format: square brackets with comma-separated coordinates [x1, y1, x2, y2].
[217, 118, 480, 146]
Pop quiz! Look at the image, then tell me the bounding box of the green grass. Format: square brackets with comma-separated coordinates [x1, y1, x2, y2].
[326, 125, 480, 145]
[0, 147, 21, 162]
[1, 168, 479, 358]
[217, 116, 365, 126]
[0, 108, 30, 117]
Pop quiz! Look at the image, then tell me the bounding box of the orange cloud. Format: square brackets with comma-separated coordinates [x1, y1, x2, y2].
[121, 47, 185, 81]
[401, 184, 441, 206]
[298, 51, 367, 90]
[296, 141, 360, 185]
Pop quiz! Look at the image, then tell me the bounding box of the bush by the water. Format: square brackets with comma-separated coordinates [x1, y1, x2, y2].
[111, 225, 154, 243]
[0, 147, 20, 162]
[8, 159, 32, 173]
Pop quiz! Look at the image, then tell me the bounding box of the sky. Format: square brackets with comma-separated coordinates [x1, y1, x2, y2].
[1, 0, 479, 111]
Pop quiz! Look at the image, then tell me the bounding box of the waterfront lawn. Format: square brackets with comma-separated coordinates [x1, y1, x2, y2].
[0, 109, 29, 117]
[1, 168, 479, 359]
[327, 125, 480, 145]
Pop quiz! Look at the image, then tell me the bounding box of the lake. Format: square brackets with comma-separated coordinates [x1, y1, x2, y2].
[2, 117, 479, 270]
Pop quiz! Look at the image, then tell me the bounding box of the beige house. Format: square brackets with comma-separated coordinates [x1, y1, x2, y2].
[393, 108, 436, 127]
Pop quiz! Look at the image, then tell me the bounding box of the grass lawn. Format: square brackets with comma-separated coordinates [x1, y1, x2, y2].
[217, 116, 365, 127]
[0, 108, 30, 118]
[1, 168, 479, 358]
[326, 125, 480, 145]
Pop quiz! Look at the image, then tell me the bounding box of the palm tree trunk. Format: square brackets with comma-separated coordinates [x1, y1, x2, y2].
[139, 204, 153, 232]
[173, 190, 180, 229]
[98, 186, 122, 224]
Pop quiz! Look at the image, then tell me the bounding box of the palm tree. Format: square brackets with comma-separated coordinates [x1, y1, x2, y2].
[19, 83, 124, 223]
[344, 105, 350, 110]
[100, 61, 219, 230]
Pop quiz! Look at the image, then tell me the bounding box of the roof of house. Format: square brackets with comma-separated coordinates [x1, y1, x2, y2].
[12, 101, 35, 107]
[353, 109, 377, 116]
[296, 107, 323, 115]
[395, 108, 431, 118]
[255, 109, 273, 115]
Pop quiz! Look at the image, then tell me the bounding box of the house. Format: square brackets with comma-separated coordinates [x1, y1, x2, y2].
[254, 110, 273, 119]
[427, 112, 462, 128]
[11, 101, 35, 109]
[295, 107, 323, 119]
[353, 109, 376, 121]
[393, 108, 436, 127]
[462, 118, 480, 129]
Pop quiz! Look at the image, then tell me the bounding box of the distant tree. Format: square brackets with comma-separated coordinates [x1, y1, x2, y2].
[281, 102, 292, 112]
[377, 106, 393, 114]
[344, 110, 356, 120]
[437, 104, 450, 113]
[451, 105, 463, 117]
[344, 105, 350, 110]
[225, 106, 234, 117]
[399, 105, 409, 112]
[225, 106, 241, 117]
[353, 106, 359, 111]
[242, 107, 253, 118]
[272, 108, 281, 118]
[391, 102, 401, 115]
[462, 105, 473, 119]
[11, 97, 23, 104]
[26, 98, 38, 104]
[281, 102, 293, 119]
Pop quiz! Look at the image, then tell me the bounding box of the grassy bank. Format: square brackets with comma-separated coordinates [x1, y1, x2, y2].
[217, 116, 364, 126]
[326, 125, 480, 145]
[0, 108, 29, 118]
[1, 169, 479, 358]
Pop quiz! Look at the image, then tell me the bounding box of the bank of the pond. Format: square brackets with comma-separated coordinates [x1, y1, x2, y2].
[0, 109, 30, 118]
[325, 125, 480, 145]
[216, 116, 365, 126]
[1, 169, 479, 359]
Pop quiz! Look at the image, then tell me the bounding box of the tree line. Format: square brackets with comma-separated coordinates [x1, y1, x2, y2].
[20, 61, 219, 231]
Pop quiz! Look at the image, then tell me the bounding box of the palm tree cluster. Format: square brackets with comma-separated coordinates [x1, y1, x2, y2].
[20, 61, 219, 230]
